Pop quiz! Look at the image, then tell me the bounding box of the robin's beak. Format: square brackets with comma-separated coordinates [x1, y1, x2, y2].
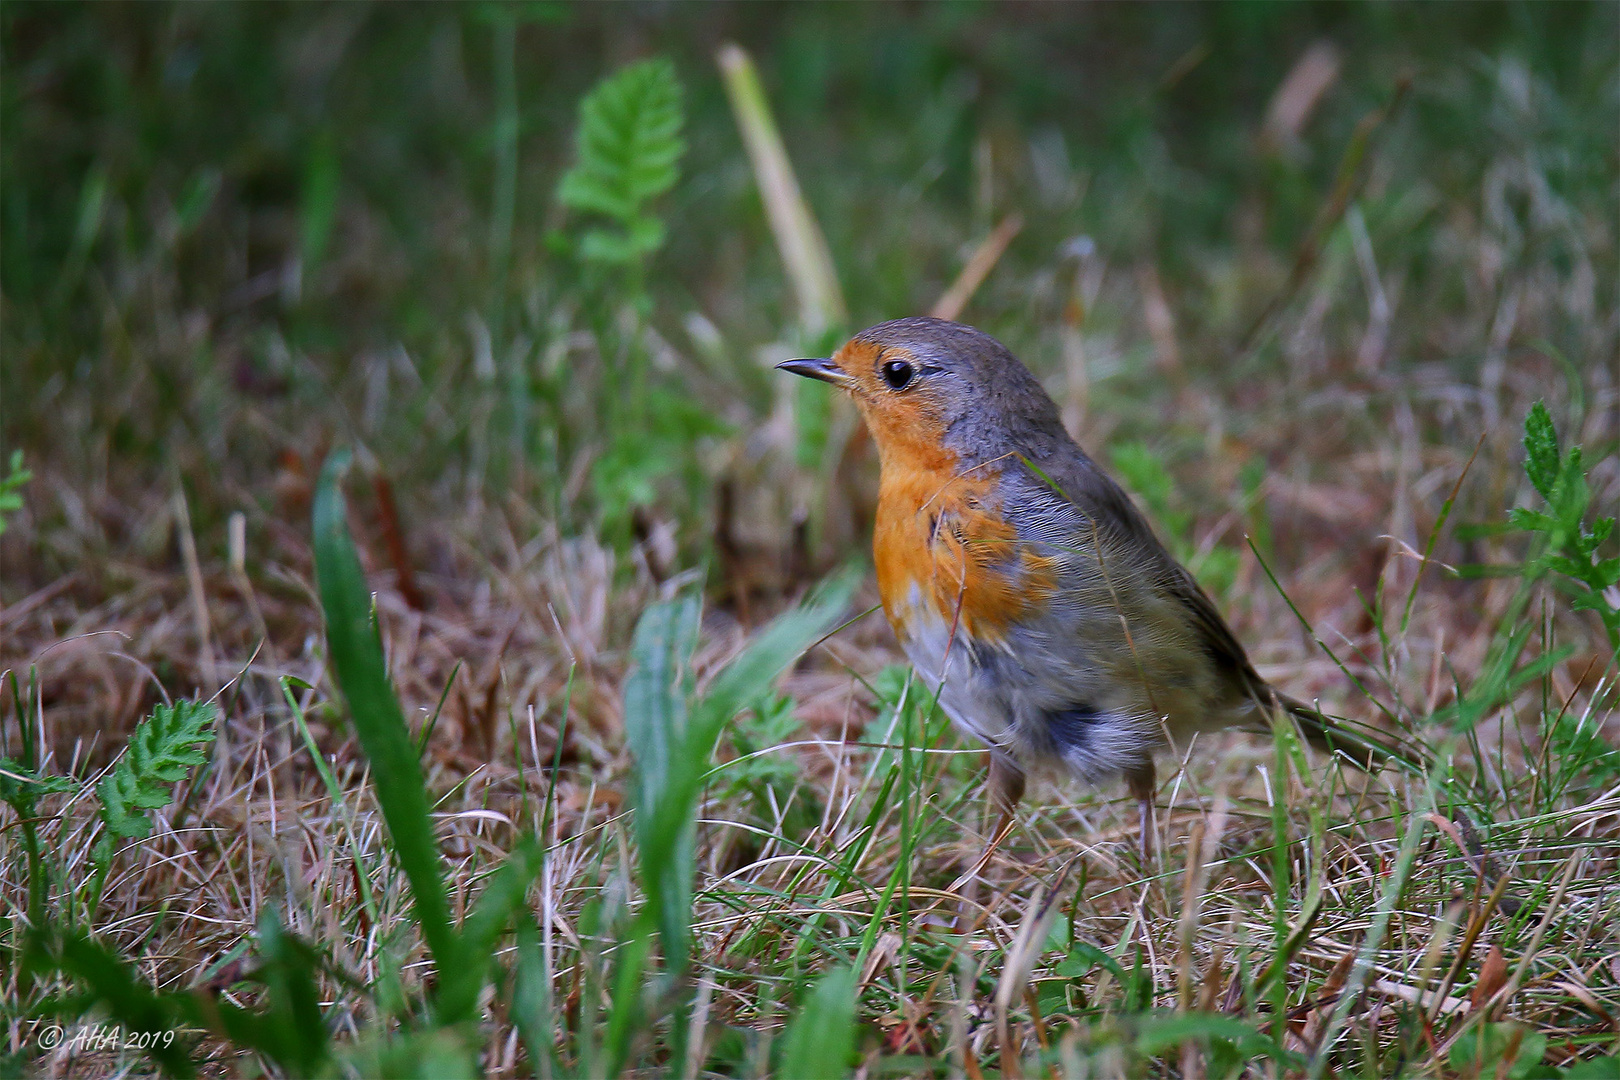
[776, 357, 852, 387]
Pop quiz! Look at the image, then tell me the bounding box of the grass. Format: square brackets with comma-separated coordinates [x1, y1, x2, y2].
[2, 3, 1618, 1076]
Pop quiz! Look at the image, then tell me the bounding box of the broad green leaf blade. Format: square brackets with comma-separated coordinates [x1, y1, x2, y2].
[253, 909, 332, 1078]
[510, 917, 555, 1079]
[624, 592, 701, 826]
[1447, 1021, 1547, 1080]
[624, 590, 701, 973]
[1132, 1010, 1300, 1066]
[342, 1027, 481, 1080]
[777, 964, 858, 1079]
[638, 568, 858, 921]
[600, 918, 657, 1078]
[1056, 940, 1129, 982]
[439, 837, 546, 1025]
[312, 449, 458, 985]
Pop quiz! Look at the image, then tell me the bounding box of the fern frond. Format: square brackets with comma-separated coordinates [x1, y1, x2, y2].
[557, 57, 685, 263]
[96, 699, 217, 845]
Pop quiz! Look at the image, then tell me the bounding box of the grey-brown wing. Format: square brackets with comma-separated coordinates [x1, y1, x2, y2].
[1159, 559, 1269, 696]
[1010, 436, 1429, 773]
[1012, 441, 1266, 700]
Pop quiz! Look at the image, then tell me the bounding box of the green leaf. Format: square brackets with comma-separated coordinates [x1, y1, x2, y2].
[300, 130, 341, 272]
[579, 223, 660, 264]
[605, 569, 856, 1075]
[1591, 557, 1619, 587]
[792, 374, 835, 471]
[95, 700, 217, 857]
[1449, 1021, 1547, 1079]
[1111, 440, 1186, 537]
[559, 60, 683, 216]
[1508, 507, 1557, 533]
[777, 964, 858, 1079]
[724, 690, 805, 796]
[439, 837, 546, 1025]
[510, 917, 554, 1078]
[637, 568, 858, 900]
[592, 430, 678, 516]
[174, 169, 220, 235]
[1546, 456, 1592, 546]
[312, 449, 458, 990]
[248, 909, 331, 1077]
[1571, 592, 1620, 616]
[342, 1027, 481, 1080]
[1548, 712, 1620, 786]
[1524, 400, 1560, 501]
[557, 57, 685, 262]
[1056, 941, 1129, 981]
[1546, 555, 1591, 579]
[1131, 1010, 1299, 1066]
[0, 757, 76, 807]
[624, 591, 702, 974]
[0, 449, 31, 535]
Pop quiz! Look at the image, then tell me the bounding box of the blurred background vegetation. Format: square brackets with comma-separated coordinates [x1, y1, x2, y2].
[4, 0, 1613, 602]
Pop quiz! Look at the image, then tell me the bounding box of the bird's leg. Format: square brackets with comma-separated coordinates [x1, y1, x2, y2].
[1126, 761, 1157, 861]
[983, 752, 1025, 872]
[949, 754, 1024, 897]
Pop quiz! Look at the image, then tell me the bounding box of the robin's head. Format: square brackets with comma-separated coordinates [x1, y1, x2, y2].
[778, 317, 1063, 468]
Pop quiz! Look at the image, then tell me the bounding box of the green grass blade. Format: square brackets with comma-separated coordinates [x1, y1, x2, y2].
[312, 448, 458, 989]
[602, 572, 855, 1076]
[1307, 801, 1432, 1078]
[624, 590, 702, 976]
[600, 915, 657, 1077]
[788, 762, 898, 974]
[439, 836, 546, 1025]
[252, 909, 332, 1077]
[510, 916, 555, 1079]
[299, 130, 340, 275]
[282, 676, 380, 939]
[777, 963, 858, 1079]
[637, 569, 858, 924]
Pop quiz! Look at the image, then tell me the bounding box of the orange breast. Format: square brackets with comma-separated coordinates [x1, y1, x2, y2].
[873, 456, 1057, 647]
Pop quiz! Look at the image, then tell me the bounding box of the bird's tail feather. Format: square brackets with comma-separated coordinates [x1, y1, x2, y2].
[1262, 693, 1430, 775]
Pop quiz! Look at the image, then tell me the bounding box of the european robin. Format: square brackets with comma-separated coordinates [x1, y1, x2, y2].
[779, 317, 1412, 862]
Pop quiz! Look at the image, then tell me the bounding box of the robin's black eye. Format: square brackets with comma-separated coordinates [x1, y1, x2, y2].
[880, 359, 915, 390]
